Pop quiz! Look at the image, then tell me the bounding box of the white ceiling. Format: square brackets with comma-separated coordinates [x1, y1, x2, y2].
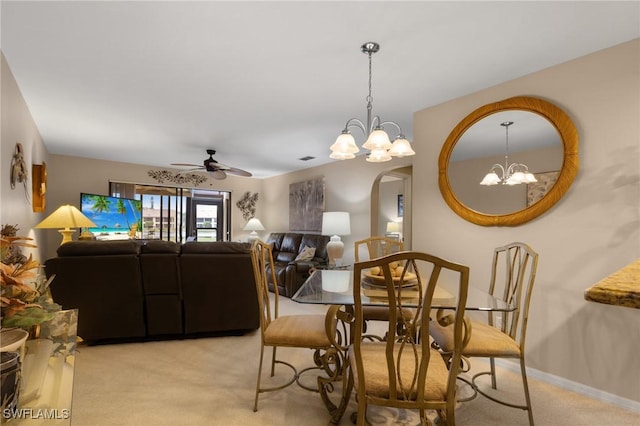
[2, 1, 639, 178]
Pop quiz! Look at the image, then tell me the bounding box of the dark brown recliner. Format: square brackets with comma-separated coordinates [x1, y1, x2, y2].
[139, 240, 183, 336]
[180, 241, 259, 334]
[265, 232, 329, 297]
[45, 240, 146, 343]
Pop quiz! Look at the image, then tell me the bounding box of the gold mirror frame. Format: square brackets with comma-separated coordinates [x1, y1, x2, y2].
[438, 96, 578, 226]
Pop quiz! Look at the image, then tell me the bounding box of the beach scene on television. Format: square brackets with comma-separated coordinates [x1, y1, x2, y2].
[80, 193, 143, 240]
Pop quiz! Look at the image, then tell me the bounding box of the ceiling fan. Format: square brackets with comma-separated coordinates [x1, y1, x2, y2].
[171, 149, 252, 180]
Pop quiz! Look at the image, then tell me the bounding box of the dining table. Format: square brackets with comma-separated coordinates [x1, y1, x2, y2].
[291, 268, 516, 424]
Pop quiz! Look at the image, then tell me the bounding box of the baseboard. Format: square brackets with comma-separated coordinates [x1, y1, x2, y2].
[493, 359, 640, 413]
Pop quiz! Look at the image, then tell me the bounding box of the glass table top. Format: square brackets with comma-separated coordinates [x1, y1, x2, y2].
[292, 269, 514, 312]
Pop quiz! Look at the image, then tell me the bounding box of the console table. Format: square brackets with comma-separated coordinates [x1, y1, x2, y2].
[584, 259, 640, 309]
[3, 309, 78, 425]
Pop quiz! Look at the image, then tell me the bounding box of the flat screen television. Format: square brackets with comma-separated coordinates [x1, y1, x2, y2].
[80, 193, 143, 240]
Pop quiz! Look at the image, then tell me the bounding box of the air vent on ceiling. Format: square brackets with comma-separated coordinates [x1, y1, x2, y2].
[299, 156, 315, 161]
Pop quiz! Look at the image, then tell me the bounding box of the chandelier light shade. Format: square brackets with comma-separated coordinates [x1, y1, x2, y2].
[243, 217, 265, 241]
[480, 121, 538, 186]
[330, 42, 416, 163]
[321, 212, 351, 267]
[35, 204, 97, 245]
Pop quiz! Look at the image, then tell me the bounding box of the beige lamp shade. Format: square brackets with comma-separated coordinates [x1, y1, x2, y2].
[386, 221, 401, 233]
[35, 204, 97, 245]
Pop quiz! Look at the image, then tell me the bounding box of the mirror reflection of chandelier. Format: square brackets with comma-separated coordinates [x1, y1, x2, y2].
[479, 121, 538, 186]
[330, 42, 415, 163]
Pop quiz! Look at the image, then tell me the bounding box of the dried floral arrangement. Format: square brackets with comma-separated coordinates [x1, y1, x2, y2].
[0, 224, 59, 329]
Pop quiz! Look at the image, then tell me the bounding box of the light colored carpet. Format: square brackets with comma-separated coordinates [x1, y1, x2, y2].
[71, 297, 640, 425]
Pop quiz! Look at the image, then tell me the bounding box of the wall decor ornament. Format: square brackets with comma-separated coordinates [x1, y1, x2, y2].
[236, 191, 259, 221]
[147, 170, 208, 186]
[289, 177, 325, 232]
[10, 143, 30, 202]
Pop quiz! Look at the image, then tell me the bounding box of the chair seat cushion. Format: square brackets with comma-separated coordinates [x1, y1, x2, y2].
[348, 342, 449, 401]
[430, 319, 521, 357]
[264, 314, 332, 348]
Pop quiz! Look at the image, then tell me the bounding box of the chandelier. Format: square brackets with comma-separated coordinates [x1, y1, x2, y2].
[330, 42, 415, 162]
[479, 121, 537, 186]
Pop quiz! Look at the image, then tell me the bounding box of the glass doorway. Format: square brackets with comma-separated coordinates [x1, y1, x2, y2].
[110, 182, 231, 242]
[188, 193, 224, 242]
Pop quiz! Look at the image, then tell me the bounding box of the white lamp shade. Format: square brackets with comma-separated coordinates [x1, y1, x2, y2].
[480, 172, 501, 186]
[366, 148, 392, 163]
[321, 212, 351, 236]
[330, 132, 360, 154]
[506, 171, 527, 185]
[388, 137, 415, 157]
[329, 151, 356, 160]
[243, 218, 265, 232]
[362, 129, 392, 150]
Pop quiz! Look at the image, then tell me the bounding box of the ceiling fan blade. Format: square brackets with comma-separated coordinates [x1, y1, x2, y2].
[176, 167, 204, 173]
[211, 163, 231, 171]
[211, 170, 227, 180]
[171, 163, 203, 168]
[225, 167, 252, 177]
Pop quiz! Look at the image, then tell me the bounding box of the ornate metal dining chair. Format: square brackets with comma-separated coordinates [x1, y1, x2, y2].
[354, 236, 413, 340]
[430, 242, 539, 426]
[250, 239, 337, 412]
[349, 251, 470, 425]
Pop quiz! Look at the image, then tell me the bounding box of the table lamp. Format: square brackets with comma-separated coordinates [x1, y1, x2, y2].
[35, 204, 97, 245]
[386, 221, 401, 239]
[243, 217, 265, 241]
[322, 212, 351, 267]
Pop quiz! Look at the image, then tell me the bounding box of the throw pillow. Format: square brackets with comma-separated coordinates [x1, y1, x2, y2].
[295, 246, 316, 261]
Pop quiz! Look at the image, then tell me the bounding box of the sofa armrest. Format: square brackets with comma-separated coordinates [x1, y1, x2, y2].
[284, 260, 320, 297]
[287, 260, 316, 274]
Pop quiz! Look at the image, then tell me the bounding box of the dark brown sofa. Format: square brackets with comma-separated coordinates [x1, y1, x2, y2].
[265, 232, 330, 297]
[44, 240, 259, 344]
[180, 241, 259, 334]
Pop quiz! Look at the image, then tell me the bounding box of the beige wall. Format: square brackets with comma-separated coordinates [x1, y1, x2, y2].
[0, 53, 49, 260]
[413, 39, 639, 403]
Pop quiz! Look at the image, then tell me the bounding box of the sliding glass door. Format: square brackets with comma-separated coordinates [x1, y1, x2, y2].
[110, 182, 230, 242]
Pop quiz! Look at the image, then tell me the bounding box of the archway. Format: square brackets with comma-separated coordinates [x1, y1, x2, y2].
[370, 166, 412, 249]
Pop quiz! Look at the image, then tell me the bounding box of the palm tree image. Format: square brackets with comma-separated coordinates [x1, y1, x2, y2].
[88, 195, 111, 217]
[116, 199, 131, 229]
[126, 199, 142, 231]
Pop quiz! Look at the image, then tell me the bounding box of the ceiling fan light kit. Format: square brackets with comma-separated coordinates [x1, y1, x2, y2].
[171, 149, 252, 180]
[330, 42, 416, 163]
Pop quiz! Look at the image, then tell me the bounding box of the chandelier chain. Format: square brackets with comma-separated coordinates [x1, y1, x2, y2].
[503, 121, 512, 167]
[367, 50, 373, 105]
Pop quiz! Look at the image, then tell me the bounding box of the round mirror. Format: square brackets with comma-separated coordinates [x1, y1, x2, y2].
[438, 96, 578, 226]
